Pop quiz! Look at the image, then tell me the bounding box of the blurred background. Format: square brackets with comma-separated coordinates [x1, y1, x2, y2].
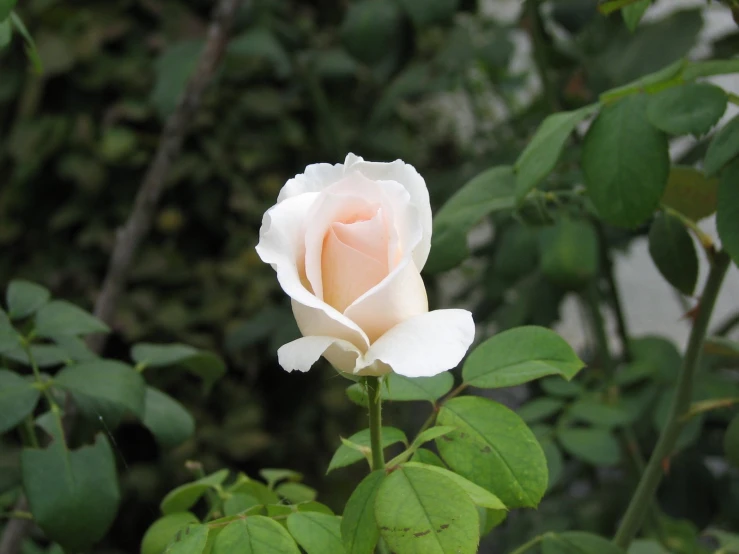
[1, 0, 738, 552]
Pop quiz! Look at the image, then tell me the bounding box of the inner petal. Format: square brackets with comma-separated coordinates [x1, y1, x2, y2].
[322, 225, 387, 314]
[304, 194, 379, 301]
[331, 208, 389, 269]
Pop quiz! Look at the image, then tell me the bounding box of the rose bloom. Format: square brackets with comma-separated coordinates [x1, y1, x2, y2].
[256, 154, 474, 378]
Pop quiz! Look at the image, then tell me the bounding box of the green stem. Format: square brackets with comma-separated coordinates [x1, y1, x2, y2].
[19, 417, 39, 449]
[583, 282, 615, 375]
[509, 534, 544, 554]
[525, 0, 560, 112]
[365, 377, 384, 471]
[595, 221, 633, 361]
[613, 251, 731, 549]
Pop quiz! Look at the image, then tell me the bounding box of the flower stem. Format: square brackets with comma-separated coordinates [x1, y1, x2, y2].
[509, 534, 544, 554]
[613, 251, 731, 549]
[365, 376, 384, 471]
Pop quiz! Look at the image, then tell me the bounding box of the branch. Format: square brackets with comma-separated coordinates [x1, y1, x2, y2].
[0, 2, 244, 553]
[88, 0, 244, 353]
[612, 251, 731, 549]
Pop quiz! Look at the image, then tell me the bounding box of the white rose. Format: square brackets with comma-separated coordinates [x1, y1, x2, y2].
[256, 153, 475, 377]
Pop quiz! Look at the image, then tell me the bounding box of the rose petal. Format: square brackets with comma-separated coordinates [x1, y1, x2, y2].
[278, 336, 361, 373]
[345, 155, 432, 270]
[292, 300, 368, 351]
[256, 194, 370, 349]
[344, 259, 428, 343]
[303, 189, 380, 300]
[277, 162, 345, 203]
[361, 309, 475, 377]
[332, 209, 388, 266]
[322, 224, 387, 313]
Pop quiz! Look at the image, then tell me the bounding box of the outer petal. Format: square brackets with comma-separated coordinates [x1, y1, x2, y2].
[292, 300, 368, 352]
[345, 155, 432, 270]
[256, 194, 370, 349]
[361, 309, 475, 377]
[278, 336, 361, 373]
[344, 260, 428, 343]
[277, 162, 345, 203]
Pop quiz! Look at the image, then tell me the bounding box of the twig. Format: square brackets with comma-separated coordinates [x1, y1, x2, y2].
[613, 251, 731, 549]
[0, 2, 244, 553]
[88, 0, 244, 353]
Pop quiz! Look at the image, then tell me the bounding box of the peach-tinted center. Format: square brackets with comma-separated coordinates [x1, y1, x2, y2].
[321, 208, 389, 313]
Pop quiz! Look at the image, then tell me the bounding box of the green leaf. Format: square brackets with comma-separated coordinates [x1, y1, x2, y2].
[396, 0, 458, 27]
[717, 158, 739, 266]
[161, 470, 229, 515]
[2, 343, 69, 368]
[229, 474, 280, 505]
[648, 212, 698, 295]
[374, 465, 480, 554]
[540, 377, 584, 397]
[164, 524, 209, 554]
[435, 396, 548, 508]
[211, 516, 300, 554]
[514, 104, 599, 201]
[22, 434, 120, 553]
[259, 468, 302, 490]
[54, 360, 146, 418]
[660, 166, 718, 221]
[557, 427, 621, 465]
[340, 0, 403, 65]
[286, 512, 343, 554]
[427, 166, 515, 273]
[35, 300, 109, 338]
[0, 0, 17, 21]
[705, 114, 739, 176]
[141, 512, 199, 554]
[704, 336, 739, 357]
[402, 462, 506, 510]
[683, 58, 739, 81]
[725, 413, 739, 468]
[541, 438, 564, 489]
[628, 539, 669, 554]
[0, 369, 41, 434]
[0, 309, 21, 354]
[347, 372, 453, 406]
[622, 0, 650, 32]
[410, 448, 446, 468]
[568, 399, 633, 428]
[142, 387, 195, 449]
[6, 280, 50, 320]
[223, 493, 259, 516]
[276, 482, 317, 503]
[131, 343, 226, 393]
[542, 531, 626, 554]
[0, 19, 10, 49]
[10, 13, 42, 73]
[327, 427, 406, 473]
[341, 470, 384, 554]
[582, 94, 669, 227]
[463, 326, 584, 389]
[228, 28, 291, 78]
[539, 218, 600, 289]
[646, 83, 727, 136]
[517, 398, 565, 424]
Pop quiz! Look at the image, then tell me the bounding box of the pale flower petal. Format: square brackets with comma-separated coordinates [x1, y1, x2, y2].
[322, 224, 387, 313]
[278, 336, 361, 373]
[344, 259, 428, 343]
[362, 309, 475, 377]
[345, 155, 432, 270]
[256, 194, 370, 349]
